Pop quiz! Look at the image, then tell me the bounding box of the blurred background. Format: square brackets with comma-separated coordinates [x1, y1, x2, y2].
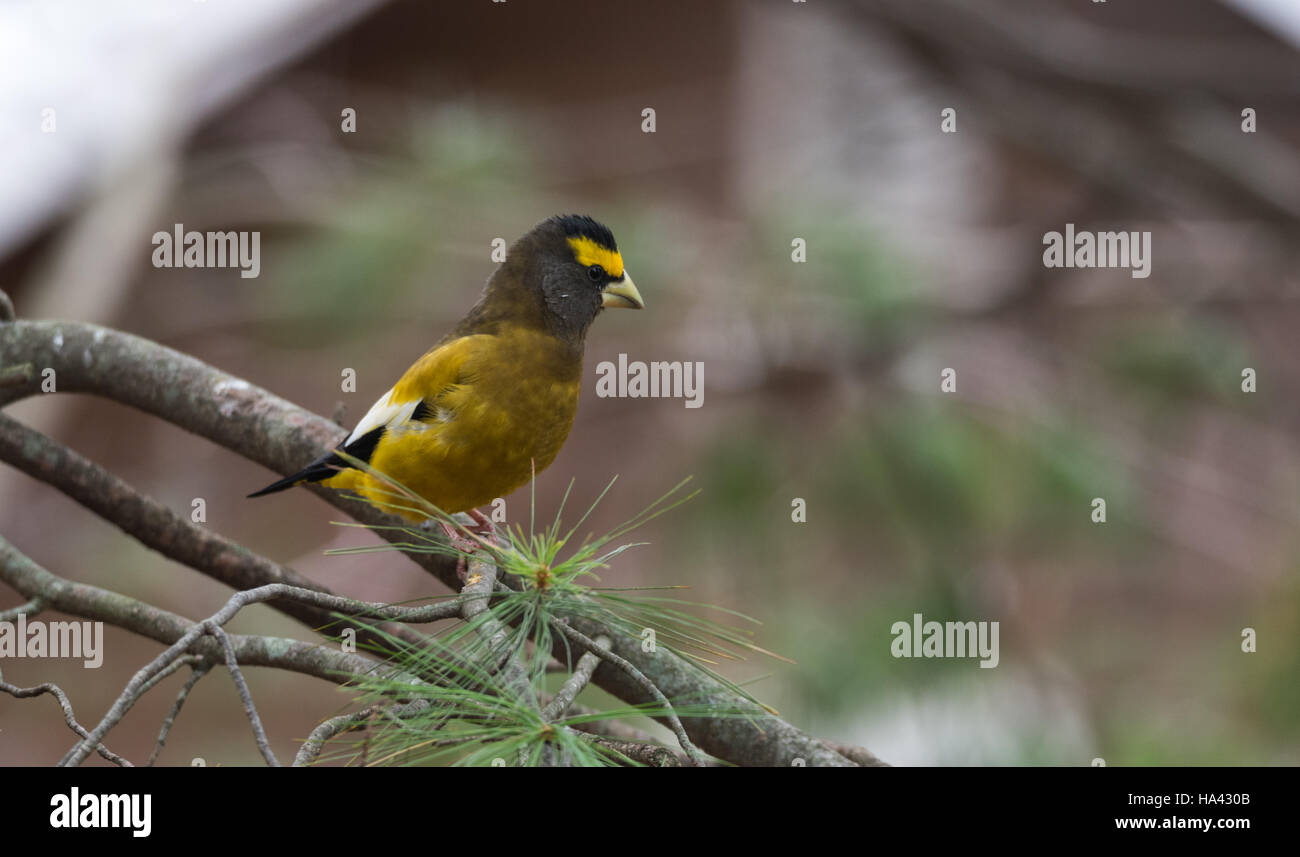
[2, 0, 1299, 766]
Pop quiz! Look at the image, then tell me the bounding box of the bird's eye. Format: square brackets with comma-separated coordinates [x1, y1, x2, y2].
[587, 264, 605, 283]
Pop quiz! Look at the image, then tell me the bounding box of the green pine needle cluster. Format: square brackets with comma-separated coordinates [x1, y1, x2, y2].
[309, 457, 783, 766]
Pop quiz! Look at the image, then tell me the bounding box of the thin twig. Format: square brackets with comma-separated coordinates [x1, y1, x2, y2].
[208, 623, 279, 766]
[147, 661, 213, 766]
[556, 700, 666, 745]
[0, 668, 131, 766]
[0, 596, 42, 622]
[294, 698, 433, 767]
[550, 620, 705, 766]
[576, 732, 684, 767]
[541, 636, 608, 722]
[297, 707, 381, 767]
[135, 654, 206, 699]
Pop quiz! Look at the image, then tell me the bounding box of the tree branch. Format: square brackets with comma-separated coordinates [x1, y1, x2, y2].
[0, 411, 442, 654]
[55, 580, 456, 767]
[460, 558, 539, 713]
[0, 316, 872, 766]
[0, 534, 416, 689]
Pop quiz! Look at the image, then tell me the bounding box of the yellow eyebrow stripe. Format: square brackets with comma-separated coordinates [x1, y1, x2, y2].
[566, 236, 624, 279]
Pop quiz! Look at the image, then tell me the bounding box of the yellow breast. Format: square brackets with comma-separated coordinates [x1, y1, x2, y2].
[327, 325, 582, 519]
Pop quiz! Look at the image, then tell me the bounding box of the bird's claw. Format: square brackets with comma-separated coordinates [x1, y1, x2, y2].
[464, 507, 497, 543]
[426, 509, 500, 583]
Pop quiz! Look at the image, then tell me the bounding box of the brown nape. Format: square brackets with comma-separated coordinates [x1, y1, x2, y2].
[449, 233, 548, 338]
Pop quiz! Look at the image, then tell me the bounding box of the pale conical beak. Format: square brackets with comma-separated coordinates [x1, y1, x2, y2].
[602, 271, 644, 309]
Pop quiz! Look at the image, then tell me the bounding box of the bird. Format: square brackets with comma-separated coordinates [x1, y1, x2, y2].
[248, 214, 644, 545]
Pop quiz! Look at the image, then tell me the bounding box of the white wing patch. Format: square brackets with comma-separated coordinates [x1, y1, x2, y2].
[345, 387, 421, 445]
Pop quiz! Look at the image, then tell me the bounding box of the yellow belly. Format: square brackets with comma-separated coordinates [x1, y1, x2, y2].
[325, 330, 582, 520]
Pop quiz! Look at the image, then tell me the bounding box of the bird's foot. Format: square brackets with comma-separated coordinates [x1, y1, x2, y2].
[436, 519, 483, 583]
[465, 507, 498, 544]
[429, 511, 498, 584]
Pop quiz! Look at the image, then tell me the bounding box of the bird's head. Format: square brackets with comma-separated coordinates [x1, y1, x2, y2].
[487, 214, 644, 345]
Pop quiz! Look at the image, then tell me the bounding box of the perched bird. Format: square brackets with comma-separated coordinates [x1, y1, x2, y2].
[249, 214, 643, 535]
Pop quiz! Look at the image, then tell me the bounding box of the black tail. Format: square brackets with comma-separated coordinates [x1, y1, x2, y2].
[247, 454, 337, 498]
[247, 425, 387, 499]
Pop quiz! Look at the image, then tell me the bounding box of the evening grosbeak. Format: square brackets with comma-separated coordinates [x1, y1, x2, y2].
[249, 215, 644, 531]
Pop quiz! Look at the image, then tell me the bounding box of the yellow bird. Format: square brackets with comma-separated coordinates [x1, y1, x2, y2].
[249, 214, 644, 534]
